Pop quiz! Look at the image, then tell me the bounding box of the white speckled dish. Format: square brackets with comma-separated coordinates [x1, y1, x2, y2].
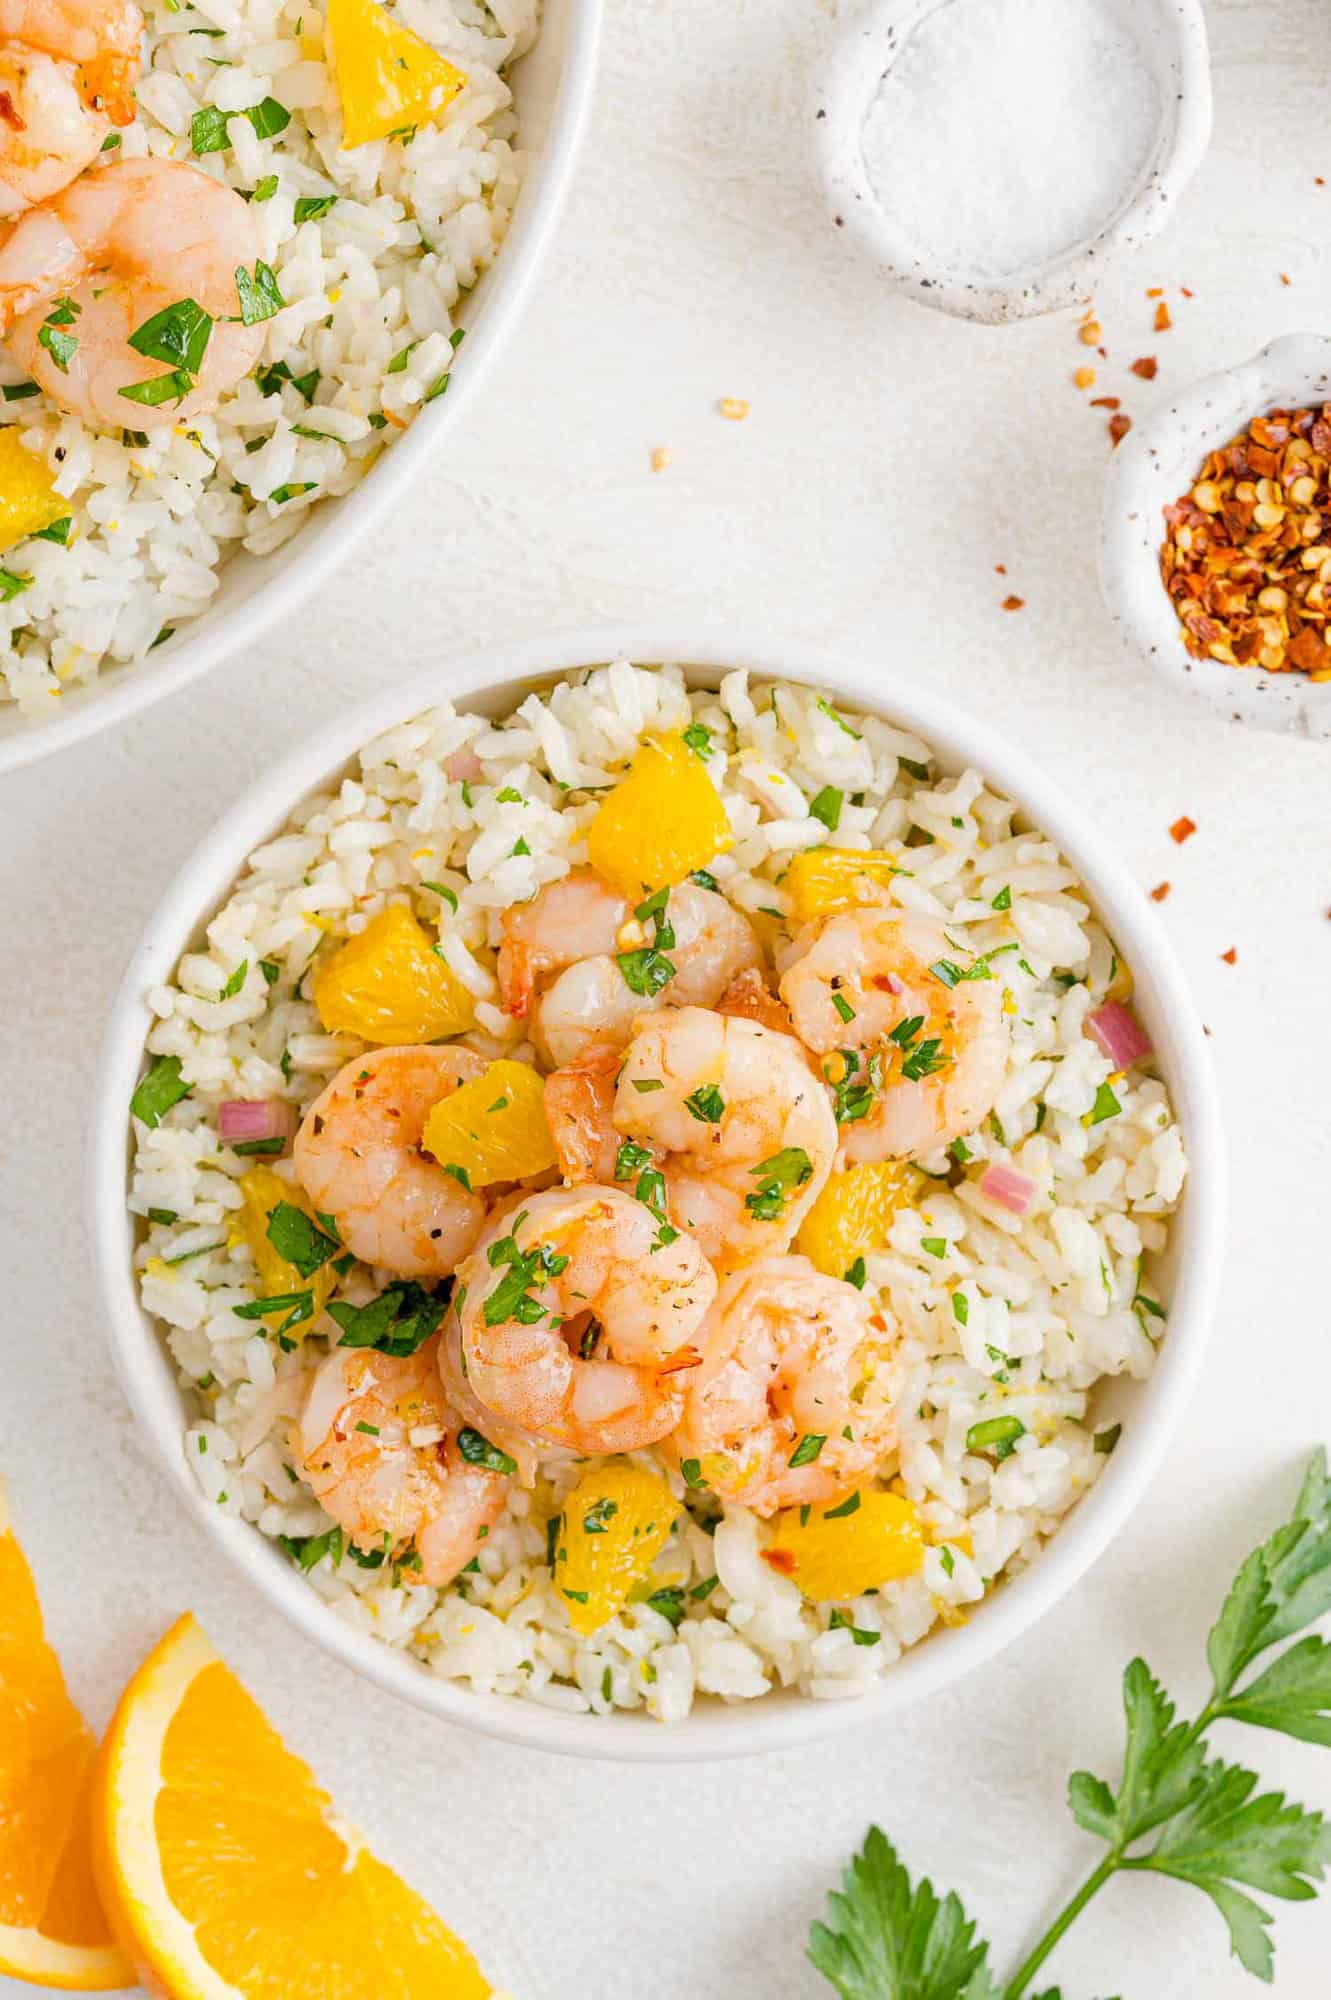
[814, 0, 1212, 324]
[1101, 332, 1331, 738]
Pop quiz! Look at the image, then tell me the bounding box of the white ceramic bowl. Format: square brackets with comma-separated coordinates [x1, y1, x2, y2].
[90, 625, 1224, 1761]
[1102, 332, 1331, 738]
[814, 0, 1212, 324]
[0, 0, 602, 778]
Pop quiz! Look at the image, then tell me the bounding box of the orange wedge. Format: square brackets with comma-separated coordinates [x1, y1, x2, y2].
[0, 1481, 132, 1991]
[92, 1614, 492, 2000]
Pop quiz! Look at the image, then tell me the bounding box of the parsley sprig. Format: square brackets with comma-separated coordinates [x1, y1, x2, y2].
[809, 1450, 1331, 1997]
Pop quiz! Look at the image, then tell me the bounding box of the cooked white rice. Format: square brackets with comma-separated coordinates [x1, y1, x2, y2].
[128, 662, 1188, 1722]
[0, 0, 537, 718]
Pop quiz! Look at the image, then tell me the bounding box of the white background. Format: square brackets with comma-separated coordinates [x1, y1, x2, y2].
[3, 0, 1331, 1992]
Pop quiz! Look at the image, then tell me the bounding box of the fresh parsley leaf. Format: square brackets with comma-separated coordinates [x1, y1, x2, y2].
[745, 1146, 813, 1220]
[234, 261, 285, 326]
[457, 1427, 517, 1476]
[809, 785, 843, 832]
[294, 193, 338, 221]
[265, 1201, 338, 1277]
[808, 1826, 994, 2000]
[685, 1084, 726, 1124]
[129, 298, 213, 374]
[327, 1281, 446, 1357]
[130, 1055, 191, 1127]
[618, 946, 676, 997]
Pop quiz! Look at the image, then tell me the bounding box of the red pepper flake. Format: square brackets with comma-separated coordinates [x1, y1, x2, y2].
[1146, 287, 1163, 299]
[995, 563, 1007, 575]
[1149, 881, 1171, 902]
[1220, 947, 1237, 964]
[1001, 594, 1025, 611]
[1154, 301, 1172, 332]
[1170, 815, 1197, 844]
[1181, 286, 1194, 298]
[761, 1548, 797, 1577]
[1317, 177, 1326, 187]
[1109, 413, 1133, 447]
[1091, 396, 1121, 409]
[1131, 356, 1159, 380]
[1280, 272, 1292, 287]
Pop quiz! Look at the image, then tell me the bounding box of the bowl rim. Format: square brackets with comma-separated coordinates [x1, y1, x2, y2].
[0, 0, 604, 779]
[1100, 330, 1331, 737]
[89, 622, 1226, 1762]
[813, 0, 1213, 324]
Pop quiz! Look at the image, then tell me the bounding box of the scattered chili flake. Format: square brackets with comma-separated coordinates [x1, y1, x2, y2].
[1091, 396, 1120, 409]
[1075, 366, 1096, 389]
[1280, 273, 1292, 287]
[1220, 947, 1237, 964]
[1170, 815, 1197, 844]
[1154, 301, 1172, 331]
[1150, 881, 1171, 902]
[995, 563, 1007, 575]
[1146, 287, 1163, 299]
[1181, 287, 1194, 298]
[1108, 413, 1133, 447]
[1131, 356, 1159, 380]
[1001, 594, 1025, 611]
[1159, 401, 1331, 676]
[1317, 178, 1325, 187]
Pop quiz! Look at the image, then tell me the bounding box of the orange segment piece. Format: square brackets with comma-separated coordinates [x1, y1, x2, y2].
[796, 1161, 923, 1281]
[92, 1613, 491, 2000]
[313, 903, 474, 1044]
[786, 848, 904, 922]
[0, 430, 68, 553]
[0, 1481, 132, 1990]
[586, 732, 733, 898]
[421, 1057, 555, 1186]
[553, 1464, 678, 1635]
[328, 0, 467, 148]
[764, 1490, 925, 1602]
[229, 1165, 336, 1321]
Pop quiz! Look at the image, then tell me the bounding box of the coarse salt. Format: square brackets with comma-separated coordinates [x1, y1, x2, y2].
[858, 0, 1161, 280]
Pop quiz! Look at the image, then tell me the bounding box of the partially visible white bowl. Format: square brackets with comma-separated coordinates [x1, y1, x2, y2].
[90, 625, 1224, 1761]
[815, 0, 1212, 324]
[1102, 332, 1331, 738]
[0, 0, 603, 777]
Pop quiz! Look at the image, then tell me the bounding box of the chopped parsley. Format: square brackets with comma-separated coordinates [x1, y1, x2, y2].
[680, 1458, 704, 1489]
[218, 959, 247, 998]
[690, 869, 720, 893]
[234, 261, 285, 326]
[1087, 1081, 1122, 1126]
[191, 97, 291, 155]
[130, 1055, 192, 1128]
[684, 1084, 726, 1124]
[951, 1290, 970, 1325]
[809, 785, 843, 831]
[265, 1202, 339, 1277]
[327, 1280, 446, 1357]
[844, 1256, 867, 1289]
[482, 1224, 568, 1326]
[682, 721, 712, 757]
[817, 697, 860, 739]
[991, 884, 1012, 911]
[617, 946, 676, 997]
[824, 1491, 861, 1520]
[745, 1147, 813, 1220]
[789, 1433, 827, 1468]
[294, 193, 338, 221]
[965, 1414, 1025, 1459]
[457, 1428, 518, 1476]
[831, 990, 856, 1024]
[921, 1237, 947, 1259]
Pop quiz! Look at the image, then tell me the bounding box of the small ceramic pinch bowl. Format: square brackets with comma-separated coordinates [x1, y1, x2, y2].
[1101, 332, 1331, 739]
[814, 0, 1212, 323]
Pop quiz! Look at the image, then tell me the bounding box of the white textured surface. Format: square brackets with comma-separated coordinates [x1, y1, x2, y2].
[2, 0, 1330, 1992]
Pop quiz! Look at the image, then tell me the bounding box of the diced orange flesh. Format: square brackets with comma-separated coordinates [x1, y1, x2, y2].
[0, 430, 68, 553]
[765, 1490, 925, 1602]
[0, 1481, 132, 1990]
[586, 732, 733, 899]
[230, 1166, 336, 1320]
[91, 1614, 491, 2000]
[786, 848, 903, 922]
[327, 0, 467, 148]
[312, 903, 474, 1044]
[796, 1161, 923, 1280]
[421, 1058, 555, 1186]
[553, 1464, 678, 1635]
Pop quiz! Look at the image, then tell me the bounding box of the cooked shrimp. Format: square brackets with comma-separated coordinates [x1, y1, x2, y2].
[0, 1, 142, 123]
[0, 158, 266, 427]
[293, 1045, 492, 1280]
[613, 1006, 837, 1265]
[543, 1046, 627, 1185]
[498, 869, 762, 1068]
[454, 1186, 717, 1454]
[293, 1336, 510, 1585]
[779, 911, 1009, 1162]
[670, 1255, 897, 1516]
[0, 2, 141, 215]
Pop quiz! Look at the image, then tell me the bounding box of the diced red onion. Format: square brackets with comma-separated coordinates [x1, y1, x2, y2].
[978, 1163, 1037, 1216]
[445, 746, 483, 783]
[218, 1098, 296, 1147]
[1085, 1002, 1153, 1067]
